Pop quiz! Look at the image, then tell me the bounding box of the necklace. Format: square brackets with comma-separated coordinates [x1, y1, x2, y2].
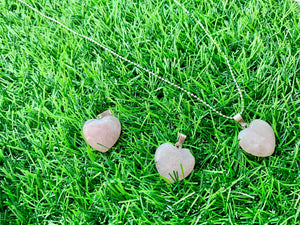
[16, 0, 275, 157]
[172, 1, 276, 157]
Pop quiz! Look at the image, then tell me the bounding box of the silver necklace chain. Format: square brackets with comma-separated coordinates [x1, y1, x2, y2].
[16, 0, 244, 120]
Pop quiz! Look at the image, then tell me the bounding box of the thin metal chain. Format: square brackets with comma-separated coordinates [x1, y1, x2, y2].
[174, 0, 244, 118]
[16, 0, 244, 120]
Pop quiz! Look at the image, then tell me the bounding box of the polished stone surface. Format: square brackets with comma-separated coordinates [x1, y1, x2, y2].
[238, 119, 275, 157]
[83, 111, 121, 152]
[155, 143, 195, 182]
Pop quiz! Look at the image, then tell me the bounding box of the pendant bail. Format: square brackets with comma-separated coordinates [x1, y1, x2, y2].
[97, 109, 112, 119]
[234, 113, 248, 129]
[175, 133, 186, 149]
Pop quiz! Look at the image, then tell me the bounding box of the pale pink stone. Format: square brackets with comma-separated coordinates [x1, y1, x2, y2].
[83, 110, 121, 152]
[238, 119, 275, 157]
[155, 141, 195, 182]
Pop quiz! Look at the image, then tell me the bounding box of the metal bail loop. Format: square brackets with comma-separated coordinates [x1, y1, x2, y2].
[233, 113, 248, 129]
[175, 133, 186, 149]
[97, 109, 112, 120]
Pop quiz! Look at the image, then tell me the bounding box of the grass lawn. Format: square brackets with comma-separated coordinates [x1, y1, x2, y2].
[1, 0, 299, 224]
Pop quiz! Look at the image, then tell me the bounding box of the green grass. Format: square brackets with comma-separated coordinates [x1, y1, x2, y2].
[0, 0, 299, 224]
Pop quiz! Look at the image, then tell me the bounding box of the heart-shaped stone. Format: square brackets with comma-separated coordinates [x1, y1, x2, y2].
[238, 119, 275, 157]
[155, 134, 195, 182]
[83, 110, 121, 152]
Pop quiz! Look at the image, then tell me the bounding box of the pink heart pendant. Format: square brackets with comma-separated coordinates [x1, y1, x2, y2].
[83, 110, 121, 152]
[155, 134, 195, 182]
[238, 119, 275, 157]
[234, 114, 275, 157]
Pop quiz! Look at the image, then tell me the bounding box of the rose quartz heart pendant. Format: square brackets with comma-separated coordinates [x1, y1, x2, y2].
[155, 134, 195, 182]
[83, 110, 121, 152]
[234, 114, 275, 157]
